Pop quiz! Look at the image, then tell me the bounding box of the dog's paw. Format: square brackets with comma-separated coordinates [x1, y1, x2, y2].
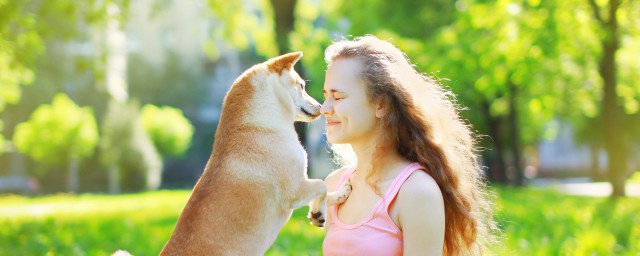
[307, 211, 325, 228]
[335, 180, 352, 204]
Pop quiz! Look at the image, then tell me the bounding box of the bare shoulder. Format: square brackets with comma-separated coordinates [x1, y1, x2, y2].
[400, 170, 443, 201]
[397, 170, 445, 225]
[397, 170, 446, 256]
[324, 166, 350, 191]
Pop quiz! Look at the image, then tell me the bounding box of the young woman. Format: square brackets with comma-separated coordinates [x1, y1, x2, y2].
[320, 35, 495, 255]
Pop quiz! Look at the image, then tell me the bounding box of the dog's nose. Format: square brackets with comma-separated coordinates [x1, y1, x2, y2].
[311, 104, 322, 117]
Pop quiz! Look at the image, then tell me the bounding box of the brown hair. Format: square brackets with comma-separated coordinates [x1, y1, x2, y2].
[325, 35, 496, 255]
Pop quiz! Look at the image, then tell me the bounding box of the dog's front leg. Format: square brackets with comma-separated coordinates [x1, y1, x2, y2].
[292, 179, 327, 210]
[308, 179, 352, 227]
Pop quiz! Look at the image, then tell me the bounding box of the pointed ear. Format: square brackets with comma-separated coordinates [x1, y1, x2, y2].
[267, 52, 303, 74]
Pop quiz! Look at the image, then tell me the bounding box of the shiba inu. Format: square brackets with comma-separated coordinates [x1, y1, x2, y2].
[152, 52, 350, 255]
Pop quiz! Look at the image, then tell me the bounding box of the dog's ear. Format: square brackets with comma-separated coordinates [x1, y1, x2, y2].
[267, 52, 303, 74]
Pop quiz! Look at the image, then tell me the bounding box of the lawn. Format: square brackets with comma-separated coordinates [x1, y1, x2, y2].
[0, 187, 638, 255]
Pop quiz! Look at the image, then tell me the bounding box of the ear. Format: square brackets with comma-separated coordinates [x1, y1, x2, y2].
[267, 51, 303, 74]
[375, 100, 386, 119]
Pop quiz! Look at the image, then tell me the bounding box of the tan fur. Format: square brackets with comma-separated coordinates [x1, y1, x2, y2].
[157, 52, 346, 255]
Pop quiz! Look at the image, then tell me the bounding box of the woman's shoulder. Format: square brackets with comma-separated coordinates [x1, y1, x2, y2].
[395, 168, 445, 238]
[399, 169, 443, 204]
[324, 166, 351, 191]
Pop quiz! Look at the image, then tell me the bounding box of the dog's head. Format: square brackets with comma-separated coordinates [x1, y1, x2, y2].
[264, 52, 322, 122]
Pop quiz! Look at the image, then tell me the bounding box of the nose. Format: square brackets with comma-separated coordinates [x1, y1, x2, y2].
[320, 100, 333, 116]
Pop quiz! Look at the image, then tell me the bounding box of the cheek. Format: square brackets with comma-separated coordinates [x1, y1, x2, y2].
[335, 104, 376, 132]
[350, 114, 377, 132]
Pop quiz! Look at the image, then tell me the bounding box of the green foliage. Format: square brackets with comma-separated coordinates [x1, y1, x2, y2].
[1, 188, 638, 255]
[338, 0, 456, 39]
[0, 0, 129, 112]
[0, 133, 4, 154]
[141, 105, 194, 157]
[0, 0, 128, 157]
[0, 0, 41, 112]
[0, 119, 4, 154]
[205, 0, 278, 59]
[418, 0, 569, 147]
[12, 93, 99, 171]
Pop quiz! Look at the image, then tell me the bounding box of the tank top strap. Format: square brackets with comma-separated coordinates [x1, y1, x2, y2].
[334, 165, 357, 191]
[382, 162, 425, 208]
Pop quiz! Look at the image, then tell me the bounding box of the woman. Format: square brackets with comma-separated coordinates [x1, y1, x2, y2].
[320, 35, 495, 255]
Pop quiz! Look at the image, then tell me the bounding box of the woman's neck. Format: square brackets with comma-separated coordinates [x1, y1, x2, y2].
[351, 139, 408, 181]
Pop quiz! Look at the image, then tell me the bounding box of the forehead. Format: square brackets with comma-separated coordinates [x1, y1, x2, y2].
[324, 58, 365, 91]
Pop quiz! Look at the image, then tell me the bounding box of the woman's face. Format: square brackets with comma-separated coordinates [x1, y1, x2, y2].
[321, 58, 381, 145]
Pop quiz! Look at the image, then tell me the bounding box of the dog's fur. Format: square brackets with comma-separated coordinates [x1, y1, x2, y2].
[150, 52, 350, 255]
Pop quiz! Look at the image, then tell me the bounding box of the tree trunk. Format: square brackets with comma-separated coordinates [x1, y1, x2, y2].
[68, 157, 79, 193]
[508, 79, 525, 186]
[589, 146, 601, 181]
[108, 165, 120, 194]
[481, 100, 508, 183]
[269, 0, 296, 54]
[588, 0, 626, 197]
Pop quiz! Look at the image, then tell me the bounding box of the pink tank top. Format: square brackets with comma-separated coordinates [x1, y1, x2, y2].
[322, 162, 426, 256]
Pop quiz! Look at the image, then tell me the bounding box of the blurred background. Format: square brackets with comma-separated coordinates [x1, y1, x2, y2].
[0, 0, 639, 255]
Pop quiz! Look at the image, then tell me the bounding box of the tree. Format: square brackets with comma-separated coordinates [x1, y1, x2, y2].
[583, 0, 639, 197]
[0, 0, 128, 153]
[12, 93, 99, 193]
[141, 104, 195, 157]
[100, 101, 162, 193]
[423, 0, 565, 185]
[0, 0, 42, 156]
[529, 0, 640, 197]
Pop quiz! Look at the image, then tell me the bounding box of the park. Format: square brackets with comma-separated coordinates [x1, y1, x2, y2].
[1, 0, 639, 255]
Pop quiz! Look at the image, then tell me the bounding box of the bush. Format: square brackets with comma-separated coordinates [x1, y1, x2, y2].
[12, 93, 98, 181]
[13, 94, 99, 166]
[141, 105, 194, 157]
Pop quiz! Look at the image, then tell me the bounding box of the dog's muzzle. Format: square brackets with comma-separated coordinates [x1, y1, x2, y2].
[301, 107, 319, 118]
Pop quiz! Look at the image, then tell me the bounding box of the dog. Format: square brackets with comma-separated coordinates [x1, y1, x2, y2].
[150, 52, 351, 255]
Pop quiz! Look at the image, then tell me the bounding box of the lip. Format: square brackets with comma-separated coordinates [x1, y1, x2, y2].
[326, 121, 341, 126]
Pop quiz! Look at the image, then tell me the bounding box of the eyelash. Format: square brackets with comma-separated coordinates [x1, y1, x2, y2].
[322, 95, 343, 101]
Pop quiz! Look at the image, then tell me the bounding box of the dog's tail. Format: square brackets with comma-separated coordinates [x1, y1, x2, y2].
[112, 250, 133, 256]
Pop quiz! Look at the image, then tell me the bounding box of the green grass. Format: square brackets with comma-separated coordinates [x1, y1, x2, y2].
[492, 186, 640, 255]
[0, 187, 638, 255]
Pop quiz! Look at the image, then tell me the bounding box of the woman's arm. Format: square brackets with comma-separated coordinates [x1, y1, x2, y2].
[397, 170, 445, 256]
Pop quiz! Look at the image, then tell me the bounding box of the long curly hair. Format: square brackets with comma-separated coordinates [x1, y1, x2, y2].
[325, 35, 496, 255]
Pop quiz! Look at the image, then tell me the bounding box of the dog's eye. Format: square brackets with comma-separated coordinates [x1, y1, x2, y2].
[299, 83, 304, 90]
